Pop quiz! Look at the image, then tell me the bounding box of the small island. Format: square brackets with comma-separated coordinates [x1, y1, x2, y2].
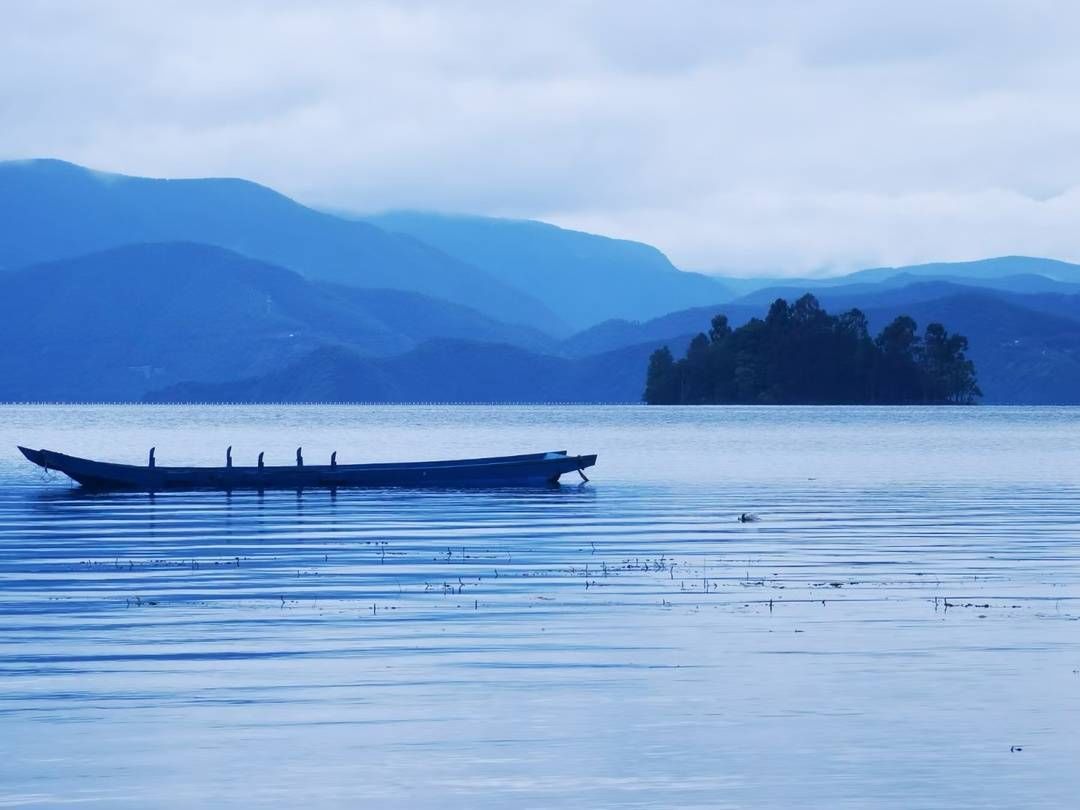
[644, 294, 980, 405]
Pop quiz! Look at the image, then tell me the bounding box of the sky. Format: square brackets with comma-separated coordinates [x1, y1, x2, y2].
[3, 0, 1080, 276]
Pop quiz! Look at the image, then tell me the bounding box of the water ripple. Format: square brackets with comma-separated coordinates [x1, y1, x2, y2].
[2, 406, 1080, 808]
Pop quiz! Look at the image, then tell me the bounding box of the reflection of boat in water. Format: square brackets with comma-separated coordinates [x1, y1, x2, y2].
[18, 447, 597, 491]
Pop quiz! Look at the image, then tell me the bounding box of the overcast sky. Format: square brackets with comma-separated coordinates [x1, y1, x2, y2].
[4, 1, 1080, 276]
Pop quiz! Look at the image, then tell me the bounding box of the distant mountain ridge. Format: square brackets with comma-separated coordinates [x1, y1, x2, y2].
[8, 240, 1080, 403]
[0, 242, 555, 401]
[714, 256, 1080, 298]
[0, 159, 564, 332]
[145, 339, 667, 404]
[363, 210, 728, 329]
[147, 281, 1080, 404]
[845, 256, 1080, 285]
[7, 158, 1080, 403]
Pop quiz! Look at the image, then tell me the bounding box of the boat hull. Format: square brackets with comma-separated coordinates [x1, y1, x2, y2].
[18, 447, 597, 491]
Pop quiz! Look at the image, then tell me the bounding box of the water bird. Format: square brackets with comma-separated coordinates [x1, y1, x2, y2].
[738, 513, 760, 523]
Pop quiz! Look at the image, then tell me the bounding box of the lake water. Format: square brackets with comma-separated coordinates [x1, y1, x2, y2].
[1, 405, 1078, 808]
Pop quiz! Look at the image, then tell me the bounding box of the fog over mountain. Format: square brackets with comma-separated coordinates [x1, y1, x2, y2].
[6, 3, 1080, 276]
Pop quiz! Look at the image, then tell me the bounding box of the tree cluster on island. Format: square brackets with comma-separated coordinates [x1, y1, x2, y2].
[644, 294, 981, 405]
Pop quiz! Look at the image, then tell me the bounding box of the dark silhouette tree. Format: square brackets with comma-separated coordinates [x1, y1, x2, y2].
[922, 323, 981, 404]
[874, 315, 922, 403]
[644, 346, 680, 405]
[681, 333, 712, 403]
[708, 314, 731, 343]
[643, 295, 980, 405]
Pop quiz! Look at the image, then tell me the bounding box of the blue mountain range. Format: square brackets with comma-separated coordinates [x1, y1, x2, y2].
[4, 158, 1080, 403]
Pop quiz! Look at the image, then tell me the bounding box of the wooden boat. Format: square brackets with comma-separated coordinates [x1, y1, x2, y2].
[17, 446, 598, 491]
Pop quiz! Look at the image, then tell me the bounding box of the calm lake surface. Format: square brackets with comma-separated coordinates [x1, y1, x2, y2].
[1, 405, 1078, 808]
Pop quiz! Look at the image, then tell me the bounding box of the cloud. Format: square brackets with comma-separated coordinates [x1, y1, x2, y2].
[3, 0, 1080, 274]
